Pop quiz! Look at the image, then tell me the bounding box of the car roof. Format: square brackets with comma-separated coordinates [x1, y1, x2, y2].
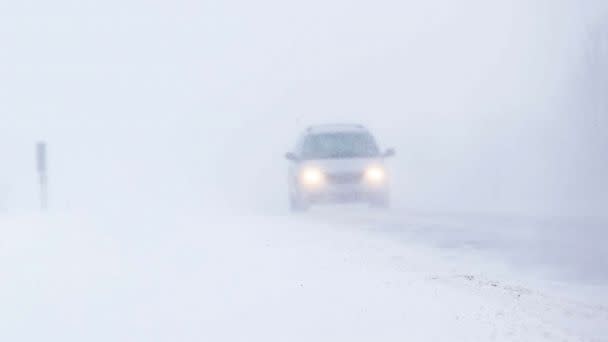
[305, 124, 369, 135]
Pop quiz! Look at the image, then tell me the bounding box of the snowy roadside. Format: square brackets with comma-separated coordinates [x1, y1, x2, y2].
[1, 211, 607, 341]
[304, 206, 608, 302]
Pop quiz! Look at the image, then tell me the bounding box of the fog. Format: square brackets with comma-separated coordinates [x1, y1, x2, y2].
[3, 2, 608, 340]
[1, 0, 607, 218]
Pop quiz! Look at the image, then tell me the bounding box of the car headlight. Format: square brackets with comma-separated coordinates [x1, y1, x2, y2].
[364, 166, 387, 184]
[299, 167, 325, 187]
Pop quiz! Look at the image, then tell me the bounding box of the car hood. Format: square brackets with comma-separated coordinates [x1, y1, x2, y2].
[301, 157, 383, 174]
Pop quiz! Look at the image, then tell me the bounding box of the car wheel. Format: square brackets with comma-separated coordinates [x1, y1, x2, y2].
[369, 194, 390, 209]
[289, 194, 310, 212]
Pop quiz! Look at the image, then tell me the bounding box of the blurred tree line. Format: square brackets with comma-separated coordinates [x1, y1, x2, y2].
[584, 18, 608, 135]
[572, 16, 608, 210]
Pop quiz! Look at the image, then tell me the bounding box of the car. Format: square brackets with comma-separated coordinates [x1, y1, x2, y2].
[285, 124, 395, 211]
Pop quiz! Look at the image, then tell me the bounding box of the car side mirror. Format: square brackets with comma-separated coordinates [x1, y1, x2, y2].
[285, 152, 299, 162]
[383, 148, 396, 158]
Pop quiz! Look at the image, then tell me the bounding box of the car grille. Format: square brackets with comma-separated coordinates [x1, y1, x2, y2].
[326, 172, 363, 184]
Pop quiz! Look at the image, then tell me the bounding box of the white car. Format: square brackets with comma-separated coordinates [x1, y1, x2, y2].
[285, 124, 395, 211]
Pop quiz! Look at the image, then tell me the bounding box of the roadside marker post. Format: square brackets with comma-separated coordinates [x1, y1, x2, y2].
[36, 142, 47, 211]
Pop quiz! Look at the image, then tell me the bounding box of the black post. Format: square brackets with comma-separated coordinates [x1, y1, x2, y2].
[36, 142, 47, 211]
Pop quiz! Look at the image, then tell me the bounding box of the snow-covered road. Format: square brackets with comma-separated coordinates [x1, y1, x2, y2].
[1, 210, 607, 341]
[305, 207, 608, 287]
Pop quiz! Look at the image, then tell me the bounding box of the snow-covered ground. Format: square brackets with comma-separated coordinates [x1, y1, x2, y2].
[306, 207, 608, 288]
[1, 209, 607, 341]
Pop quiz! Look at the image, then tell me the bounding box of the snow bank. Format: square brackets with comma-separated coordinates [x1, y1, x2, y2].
[1, 211, 606, 341]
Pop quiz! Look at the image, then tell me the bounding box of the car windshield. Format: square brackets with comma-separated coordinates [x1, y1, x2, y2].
[301, 132, 380, 159]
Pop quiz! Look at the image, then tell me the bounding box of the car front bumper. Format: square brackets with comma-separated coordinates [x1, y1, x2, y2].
[299, 183, 388, 204]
